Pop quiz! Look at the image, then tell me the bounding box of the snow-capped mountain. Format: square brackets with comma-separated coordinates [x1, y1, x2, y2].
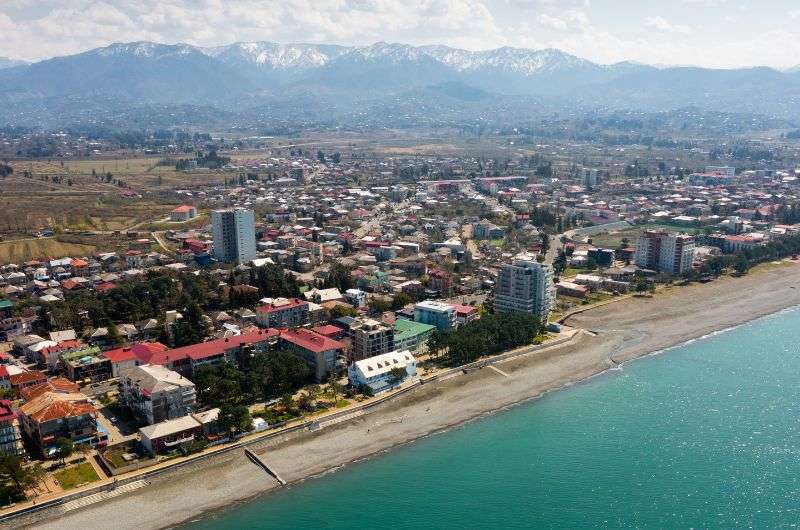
[0, 56, 28, 69]
[1, 40, 799, 125]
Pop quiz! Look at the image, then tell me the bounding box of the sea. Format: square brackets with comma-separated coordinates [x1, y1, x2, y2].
[185, 307, 800, 529]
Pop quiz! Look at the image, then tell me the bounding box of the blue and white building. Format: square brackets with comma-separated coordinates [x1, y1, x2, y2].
[413, 300, 456, 331]
[348, 350, 417, 394]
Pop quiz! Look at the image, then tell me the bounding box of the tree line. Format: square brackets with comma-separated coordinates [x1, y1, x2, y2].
[427, 312, 545, 367]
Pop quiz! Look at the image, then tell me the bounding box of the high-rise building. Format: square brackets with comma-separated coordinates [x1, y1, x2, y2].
[583, 168, 599, 189]
[635, 231, 695, 275]
[211, 208, 256, 264]
[494, 253, 553, 322]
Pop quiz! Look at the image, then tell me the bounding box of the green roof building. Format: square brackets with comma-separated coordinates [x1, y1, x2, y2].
[394, 318, 436, 354]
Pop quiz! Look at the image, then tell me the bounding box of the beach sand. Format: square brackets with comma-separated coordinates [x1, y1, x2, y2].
[18, 263, 800, 530]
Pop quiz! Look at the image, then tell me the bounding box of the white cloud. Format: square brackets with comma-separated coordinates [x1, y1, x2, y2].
[645, 16, 691, 35]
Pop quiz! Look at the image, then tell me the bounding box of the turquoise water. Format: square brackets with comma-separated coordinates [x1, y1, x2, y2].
[187, 308, 800, 529]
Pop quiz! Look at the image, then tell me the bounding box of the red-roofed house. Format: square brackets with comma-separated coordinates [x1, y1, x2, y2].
[19, 391, 104, 457]
[311, 325, 346, 340]
[171, 205, 197, 222]
[279, 328, 345, 381]
[0, 400, 22, 455]
[451, 304, 479, 327]
[9, 370, 47, 391]
[104, 342, 170, 377]
[255, 298, 309, 329]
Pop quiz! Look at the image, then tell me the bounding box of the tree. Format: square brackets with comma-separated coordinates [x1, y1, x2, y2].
[387, 366, 407, 387]
[54, 437, 74, 466]
[218, 404, 252, 438]
[317, 150, 326, 163]
[249, 351, 310, 399]
[391, 293, 411, 310]
[331, 152, 341, 164]
[733, 255, 750, 276]
[327, 374, 345, 402]
[172, 301, 208, 347]
[0, 452, 44, 500]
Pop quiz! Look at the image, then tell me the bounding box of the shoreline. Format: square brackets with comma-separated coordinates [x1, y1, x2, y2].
[16, 262, 800, 530]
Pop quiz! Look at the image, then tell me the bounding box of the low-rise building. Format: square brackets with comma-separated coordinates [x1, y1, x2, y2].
[18, 391, 103, 457]
[0, 400, 23, 456]
[348, 350, 417, 394]
[393, 318, 436, 354]
[119, 364, 197, 425]
[279, 328, 346, 381]
[170, 205, 198, 222]
[255, 298, 309, 329]
[139, 415, 202, 455]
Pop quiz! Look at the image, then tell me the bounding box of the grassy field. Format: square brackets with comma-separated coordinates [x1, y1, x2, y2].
[0, 238, 96, 263]
[588, 223, 703, 249]
[53, 462, 100, 490]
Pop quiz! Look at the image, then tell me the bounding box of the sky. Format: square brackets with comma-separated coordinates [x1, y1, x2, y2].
[1, 0, 799, 69]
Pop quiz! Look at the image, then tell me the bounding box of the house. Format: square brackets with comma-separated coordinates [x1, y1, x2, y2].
[303, 288, 344, 305]
[255, 298, 309, 329]
[18, 391, 104, 457]
[170, 205, 198, 222]
[348, 350, 417, 394]
[279, 328, 346, 381]
[556, 281, 589, 299]
[451, 304, 479, 327]
[139, 415, 203, 455]
[344, 288, 367, 308]
[119, 365, 196, 425]
[0, 400, 23, 455]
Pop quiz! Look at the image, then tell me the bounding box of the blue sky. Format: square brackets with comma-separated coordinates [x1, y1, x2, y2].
[1, 0, 799, 68]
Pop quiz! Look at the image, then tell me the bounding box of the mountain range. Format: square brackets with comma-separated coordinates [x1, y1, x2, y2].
[2, 41, 800, 128]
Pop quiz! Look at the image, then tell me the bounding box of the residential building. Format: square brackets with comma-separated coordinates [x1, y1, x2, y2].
[348, 350, 417, 394]
[211, 208, 256, 264]
[170, 205, 197, 222]
[255, 298, 309, 329]
[393, 318, 435, 354]
[350, 317, 395, 361]
[344, 288, 367, 308]
[119, 364, 197, 425]
[139, 415, 203, 455]
[18, 391, 103, 457]
[0, 400, 23, 456]
[494, 254, 554, 321]
[635, 231, 696, 275]
[413, 300, 456, 331]
[279, 328, 346, 381]
[427, 269, 454, 297]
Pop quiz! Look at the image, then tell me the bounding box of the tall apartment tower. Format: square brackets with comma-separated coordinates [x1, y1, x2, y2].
[583, 168, 599, 189]
[494, 253, 554, 322]
[635, 231, 695, 275]
[211, 208, 256, 264]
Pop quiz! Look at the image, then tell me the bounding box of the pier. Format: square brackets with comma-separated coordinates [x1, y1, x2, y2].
[244, 448, 287, 486]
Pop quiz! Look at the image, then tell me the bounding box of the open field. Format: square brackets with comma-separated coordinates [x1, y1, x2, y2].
[0, 238, 96, 263]
[587, 223, 704, 249]
[53, 462, 100, 491]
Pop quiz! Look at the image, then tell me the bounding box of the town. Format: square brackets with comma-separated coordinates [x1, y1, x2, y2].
[1, 130, 800, 513]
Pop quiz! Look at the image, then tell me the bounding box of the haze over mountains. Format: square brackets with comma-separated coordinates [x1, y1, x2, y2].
[2, 41, 800, 129]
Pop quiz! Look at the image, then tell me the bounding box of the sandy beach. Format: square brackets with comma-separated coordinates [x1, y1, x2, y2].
[15, 262, 800, 530]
